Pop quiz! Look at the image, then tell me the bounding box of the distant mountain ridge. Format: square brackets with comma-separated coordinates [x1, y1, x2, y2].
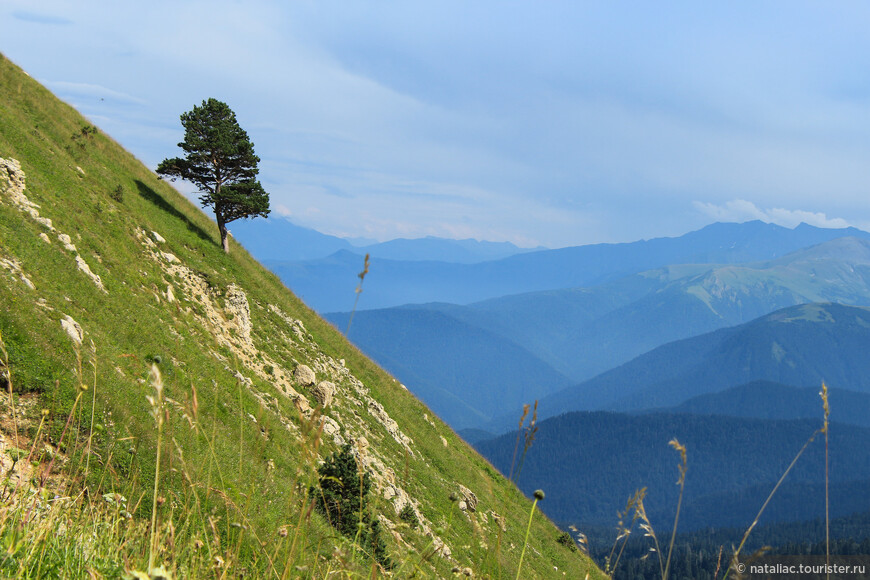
[474, 410, 870, 531]
[537, 302, 870, 418]
[272, 220, 870, 312]
[328, 306, 573, 429]
[658, 380, 870, 428]
[229, 216, 538, 263]
[331, 239, 870, 431]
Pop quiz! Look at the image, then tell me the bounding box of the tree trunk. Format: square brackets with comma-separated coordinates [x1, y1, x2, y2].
[217, 215, 230, 254]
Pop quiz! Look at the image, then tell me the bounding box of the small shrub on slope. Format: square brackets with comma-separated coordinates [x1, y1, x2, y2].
[311, 442, 392, 569]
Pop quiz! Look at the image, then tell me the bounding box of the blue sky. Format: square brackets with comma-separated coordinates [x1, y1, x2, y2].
[2, 1, 869, 247]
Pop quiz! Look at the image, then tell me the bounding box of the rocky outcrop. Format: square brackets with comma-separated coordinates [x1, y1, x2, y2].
[1, 158, 105, 292]
[57, 233, 77, 253]
[293, 364, 316, 386]
[0, 158, 46, 228]
[457, 484, 478, 512]
[75, 255, 105, 291]
[0, 257, 35, 290]
[61, 315, 84, 345]
[225, 284, 252, 343]
[311, 380, 336, 408]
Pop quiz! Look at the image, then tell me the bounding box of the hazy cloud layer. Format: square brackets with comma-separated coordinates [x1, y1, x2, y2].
[2, 1, 868, 247]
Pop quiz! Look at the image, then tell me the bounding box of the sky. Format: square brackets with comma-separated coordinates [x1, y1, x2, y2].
[2, 1, 870, 248]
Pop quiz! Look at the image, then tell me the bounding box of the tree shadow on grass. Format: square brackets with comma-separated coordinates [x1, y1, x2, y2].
[135, 180, 214, 245]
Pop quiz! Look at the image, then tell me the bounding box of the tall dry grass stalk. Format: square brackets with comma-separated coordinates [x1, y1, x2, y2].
[345, 253, 370, 336]
[726, 388, 830, 580]
[663, 439, 687, 580]
[508, 401, 538, 483]
[606, 488, 647, 576]
[515, 489, 545, 580]
[821, 383, 830, 575]
[84, 340, 97, 481]
[146, 363, 165, 573]
[606, 441, 687, 580]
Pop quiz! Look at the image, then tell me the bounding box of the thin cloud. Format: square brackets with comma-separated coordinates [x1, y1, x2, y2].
[693, 200, 853, 229]
[13, 11, 71, 25]
[4, 2, 870, 246]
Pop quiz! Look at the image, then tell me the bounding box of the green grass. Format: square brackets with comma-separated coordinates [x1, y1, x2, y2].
[0, 52, 604, 578]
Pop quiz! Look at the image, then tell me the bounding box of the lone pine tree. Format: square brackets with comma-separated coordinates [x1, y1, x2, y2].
[157, 98, 270, 253]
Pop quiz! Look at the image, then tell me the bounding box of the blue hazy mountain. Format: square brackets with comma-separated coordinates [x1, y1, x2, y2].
[536, 302, 870, 418]
[229, 216, 352, 261]
[328, 306, 573, 429]
[474, 410, 870, 531]
[230, 216, 537, 263]
[353, 236, 542, 263]
[331, 239, 870, 431]
[271, 221, 870, 312]
[468, 236, 870, 382]
[657, 380, 870, 428]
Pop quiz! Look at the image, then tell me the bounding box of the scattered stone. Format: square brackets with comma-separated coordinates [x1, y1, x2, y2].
[292, 394, 311, 415]
[165, 284, 176, 302]
[311, 380, 336, 408]
[39, 233, 50, 244]
[322, 416, 340, 436]
[440, 435, 448, 447]
[0, 257, 35, 290]
[75, 255, 106, 292]
[57, 233, 76, 252]
[367, 399, 414, 453]
[457, 485, 478, 512]
[233, 371, 253, 387]
[151, 231, 166, 243]
[61, 315, 83, 345]
[293, 364, 316, 386]
[489, 510, 506, 531]
[161, 252, 178, 263]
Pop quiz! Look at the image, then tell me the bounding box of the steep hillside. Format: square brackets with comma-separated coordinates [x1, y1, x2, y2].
[0, 53, 600, 578]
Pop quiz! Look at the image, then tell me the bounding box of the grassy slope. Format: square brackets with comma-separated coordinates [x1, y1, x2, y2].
[0, 53, 602, 578]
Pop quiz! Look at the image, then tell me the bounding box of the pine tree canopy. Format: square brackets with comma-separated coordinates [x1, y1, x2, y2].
[157, 98, 270, 253]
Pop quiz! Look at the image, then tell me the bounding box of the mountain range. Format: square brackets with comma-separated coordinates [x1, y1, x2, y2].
[328, 238, 870, 429]
[267, 220, 870, 312]
[537, 302, 870, 416]
[229, 215, 539, 263]
[475, 410, 870, 532]
[466, 302, 870, 536]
